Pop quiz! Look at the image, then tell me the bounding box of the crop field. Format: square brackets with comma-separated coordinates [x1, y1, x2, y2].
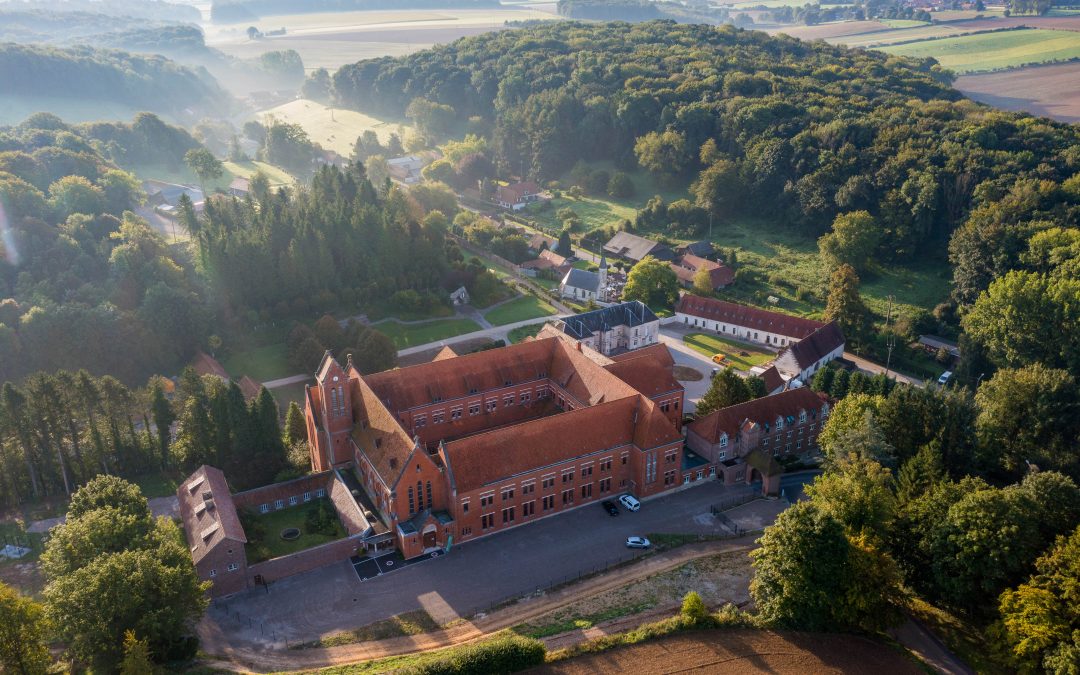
[956, 61, 1080, 123]
[206, 7, 560, 72]
[880, 28, 1080, 73]
[832, 23, 990, 47]
[769, 20, 890, 40]
[256, 99, 410, 157]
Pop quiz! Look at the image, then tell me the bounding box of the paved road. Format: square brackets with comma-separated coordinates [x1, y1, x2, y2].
[200, 480, 801, 649]
[844, 351, 923, 387]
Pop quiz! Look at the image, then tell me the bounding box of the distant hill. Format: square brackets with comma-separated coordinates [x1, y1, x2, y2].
[0, 43, 230, 120]
[210, 0, 500, 23]
[0, 0, 200, 22]
[557, 0, 727, 23]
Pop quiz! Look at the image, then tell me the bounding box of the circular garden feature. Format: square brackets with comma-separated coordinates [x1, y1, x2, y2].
[280, 527, 301, 541]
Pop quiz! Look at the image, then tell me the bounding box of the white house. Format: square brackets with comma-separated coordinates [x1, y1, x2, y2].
[559, 257, 608, 302]
[772, 322, 845, 383]
[675, 296, 824, 349]
[546, 301, 660, 356]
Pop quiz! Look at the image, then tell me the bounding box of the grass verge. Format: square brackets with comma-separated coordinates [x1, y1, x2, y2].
[375, 318, 482, 348]
[295, 609, 439, 649]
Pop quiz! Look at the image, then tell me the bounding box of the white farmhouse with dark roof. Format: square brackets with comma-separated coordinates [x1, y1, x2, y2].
[559, 256, 609, 301]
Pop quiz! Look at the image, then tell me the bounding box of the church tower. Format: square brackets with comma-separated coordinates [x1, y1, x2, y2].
[309, 351, 354, 470]
[598, 255, 609, 301]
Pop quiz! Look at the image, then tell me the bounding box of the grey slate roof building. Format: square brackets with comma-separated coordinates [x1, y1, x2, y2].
[563, 267, 601, 294]
[603, 231, 674, 262]
[556, 301, 659, 340]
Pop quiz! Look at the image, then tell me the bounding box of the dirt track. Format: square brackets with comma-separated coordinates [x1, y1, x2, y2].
[530, 629, 923, 675]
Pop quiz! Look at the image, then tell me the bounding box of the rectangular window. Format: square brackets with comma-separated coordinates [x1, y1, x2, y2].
[537, 387, 549, 399]
[562, 489, 574, 505]
[502, 487, 515, 501]
[415, 415, 426, 428]
[461, 499, 470, 514]
[289, 495, 298, 506]
[469, 403, 480, 416]
[504, 395, 514, 407]
[718, 451, 727, 460]
[461, 527, 472, 536]
[522, 501, 535, 517]
[481, 514, 494, 530]
[520, 391, 530, 403]
[432, 411, 445, 424]
[599, 477, 611, 493]
[621, 454, 628, 465]
[274, 499, 284, 510]
[542, 476, 555, 490]
[666, 451, 677, 464]
[486, 400, 497, 412]
[522, 482, 535, 495]
[562, 471, 574, 483]
[316, 488, 326, 498]
[227, 563, 238, 572]
[660, 401, 670, 412]
[580, 466, 592, 478]
[600, 458, 612, 471]
[664, 470, 676, 486]
[542, 495, 555, 511]
[260, 503, 270, 514]
[480, 494, 494, 507]
[303, 492, 312, 503]
[209, 569, 217, 577]
[581, 483, 592, 499]
[810, 424, 816, 431]
[502, 507, 515, 524]
[408, 487, 415, 514]
[451, 408, 462, 420]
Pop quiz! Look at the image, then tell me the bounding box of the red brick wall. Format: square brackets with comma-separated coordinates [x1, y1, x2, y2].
[196, 538, 248, 598]
[233, 473, 333, 511]
[246, 536, 362, 586]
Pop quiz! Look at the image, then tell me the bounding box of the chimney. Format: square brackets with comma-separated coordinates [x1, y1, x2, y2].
[576, 341, 582, 351]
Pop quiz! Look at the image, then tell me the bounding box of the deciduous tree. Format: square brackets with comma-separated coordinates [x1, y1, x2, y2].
[622, 255, 679, 310]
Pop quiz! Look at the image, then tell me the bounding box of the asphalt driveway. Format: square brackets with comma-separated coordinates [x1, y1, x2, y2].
[202, 479, 801, 648]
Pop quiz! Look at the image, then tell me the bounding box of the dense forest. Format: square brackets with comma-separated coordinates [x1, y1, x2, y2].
[557, 0, 728, 23]
[0, 0, 201, 22]
[0, 43, 229, 119]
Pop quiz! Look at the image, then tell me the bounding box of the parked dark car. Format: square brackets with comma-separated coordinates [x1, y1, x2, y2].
[601, 500, 619, 516]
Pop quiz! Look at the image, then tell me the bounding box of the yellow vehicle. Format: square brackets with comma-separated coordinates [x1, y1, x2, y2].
[712, 353, 727, 364]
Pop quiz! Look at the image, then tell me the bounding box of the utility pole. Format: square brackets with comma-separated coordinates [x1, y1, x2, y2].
[884, 294, 895, 379]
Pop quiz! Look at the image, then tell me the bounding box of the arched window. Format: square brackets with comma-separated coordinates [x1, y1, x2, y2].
[417, 480, 424, 511]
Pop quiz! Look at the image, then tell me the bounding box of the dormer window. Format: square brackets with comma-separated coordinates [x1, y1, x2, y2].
[775, 417, 784, 430]
[719, 433, 728, 448]
[799, 410, 807, 424]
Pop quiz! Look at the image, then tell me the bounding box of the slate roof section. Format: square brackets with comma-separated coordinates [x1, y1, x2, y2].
[561, 267, 600, 293]
[603, 231, 674, 262]
[689, 388, 829, 444]
[555, 301, 658, 340]
[781, 321, 845, 369]
[680, 241, 715, 257]
[178, 466, 246, 565]
[676, 296, 824, 339]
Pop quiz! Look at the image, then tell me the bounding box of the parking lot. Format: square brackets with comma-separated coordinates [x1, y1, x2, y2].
[203, 477, 808, 648]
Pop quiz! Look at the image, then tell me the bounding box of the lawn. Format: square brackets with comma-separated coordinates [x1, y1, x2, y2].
[880, 28, 1080, 73]
[222, 160, 295, 188]
[271, 380, 314, 417]
[508, 323, 544, 344]
[244, 501, 346, 564]
[222, 342, 293, 382]
[375, 318, 482, 348]
[255, 99, 411, 157]
[131, 470, 185, 499]
[484, 295, 558, 326]
[127, 159, 293, 193]
[683, 333, 776, 371]
[523, 194, 637, 235]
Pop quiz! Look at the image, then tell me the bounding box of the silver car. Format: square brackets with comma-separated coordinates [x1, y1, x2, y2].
[625, 536, 651, 549]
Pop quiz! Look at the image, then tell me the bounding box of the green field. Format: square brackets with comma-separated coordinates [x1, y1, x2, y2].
[256, 99, 412, 157]
[223, 343, 292, 382]
[128, 159, 294, 193]
[244, 501, 346, 563]
[880, 28, 1080, 73]
[131, 470, 185, 499]
[683, 333, 776, 371]
[375, 318, 482, 348]
[483, 295, 558, 326]
[524, 194, 637, 235]
[833, 24, 986, 47]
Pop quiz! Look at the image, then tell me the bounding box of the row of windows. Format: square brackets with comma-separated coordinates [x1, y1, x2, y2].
[413, 387, 552, 428]
[471, 481, 618, 533]
[208, 563, 240, 577]
[718, 422, 818, 448]
[258, 489, 326, 513]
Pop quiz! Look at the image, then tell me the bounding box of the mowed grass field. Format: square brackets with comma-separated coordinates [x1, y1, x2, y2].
[483, 295, 558, 326]
[375, 318, 482, 348]
[880, 28, 1080, 73]
[256, 99, 411, 157]
[683, 333, 775, 371]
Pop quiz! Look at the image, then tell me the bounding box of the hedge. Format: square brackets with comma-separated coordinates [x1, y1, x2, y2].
[398, 633, 546, 675]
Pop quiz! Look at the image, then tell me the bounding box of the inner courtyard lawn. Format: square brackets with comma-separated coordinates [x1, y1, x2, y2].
[484, 295, 558, 326]
[244, 501, 346, 564]
[682, 333, 776, 372]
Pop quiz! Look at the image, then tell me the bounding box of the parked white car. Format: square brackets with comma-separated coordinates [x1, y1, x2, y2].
[618, 494, 641, 512]
[937, 371, 953, 386]
[625, 536, 651, 549]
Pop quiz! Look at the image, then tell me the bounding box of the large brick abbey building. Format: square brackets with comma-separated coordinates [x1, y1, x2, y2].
[305, 335, 691, 559]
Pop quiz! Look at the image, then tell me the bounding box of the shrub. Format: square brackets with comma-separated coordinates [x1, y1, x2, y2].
[680, 591, 708, 625]
[303, 500, 338, 536]
[400, 633, 545, 675]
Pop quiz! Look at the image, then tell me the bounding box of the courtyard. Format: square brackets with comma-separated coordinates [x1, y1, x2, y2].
[243, 501, 347, 564]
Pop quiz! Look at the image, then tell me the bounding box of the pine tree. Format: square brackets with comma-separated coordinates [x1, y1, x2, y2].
[119, 631, 154, 675]
[148, 378, 174, 469]
[284, 401, 306, 446]
[896, 442, 946, 505]
[824, 264, 871, 347]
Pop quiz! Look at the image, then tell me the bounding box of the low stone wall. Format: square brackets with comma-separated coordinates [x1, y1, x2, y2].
[247, 535, 362, 587]
[233, 473, 332, 512]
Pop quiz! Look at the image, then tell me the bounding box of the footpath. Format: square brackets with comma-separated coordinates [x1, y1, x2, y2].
[199, 538, 756, 674]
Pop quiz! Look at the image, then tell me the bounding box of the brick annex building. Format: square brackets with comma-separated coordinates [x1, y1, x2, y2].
[305, 335, 695, 559]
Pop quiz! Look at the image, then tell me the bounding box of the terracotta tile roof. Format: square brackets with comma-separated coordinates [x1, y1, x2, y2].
[604, 353, 681, 398]
[539, 249, 568, 267]
[689, 388, 828, 444]
[191, 351, 228, 380]
[549, 338, 639, 405]
[528, 232, 557, 250]
[432, 345, 459, 362]
[237, 375, 262, 401]
[350, 377, 418, 489]
[365, 338, 555, 412]
[676, 296, 824, 339]
[756, 365, 786, 394]
[609, 343, 674, 368]
[671, 254, 734, 288]
[444, 397, 639, 492]
[633, 397, 684, 449]
[520, 258, 558, 271]
[178, 466, 246, 565]
[781, 321, 845, 369]
[497, 181, 540, 204]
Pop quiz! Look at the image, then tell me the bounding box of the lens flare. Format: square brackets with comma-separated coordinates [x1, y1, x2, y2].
[0, 199, 18, 266]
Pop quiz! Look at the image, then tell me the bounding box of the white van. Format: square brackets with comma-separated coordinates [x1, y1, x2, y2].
[937, 371, 953, 386]
[618, 494, 641, 512]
